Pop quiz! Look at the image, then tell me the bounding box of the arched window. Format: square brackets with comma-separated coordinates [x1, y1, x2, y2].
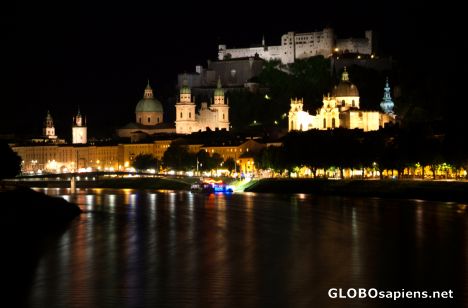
[157, 117, 160, 123]
[189, 112, 191, 118]
[222, 113, 225, 120]
[147, 117, 151, 123]
[352, 100, 355, 107]
[323, 118, 326, 128]
[138, 117, 141, 124]
[180, 112, 183, 119]
[332, 118, 336, 128]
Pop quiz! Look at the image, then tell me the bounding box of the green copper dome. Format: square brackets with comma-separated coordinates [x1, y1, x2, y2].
[180, 78, 191, 95]
[135, 82, 163, 113]
[214, 77, 224, 96]
[135, 98, 163, 113]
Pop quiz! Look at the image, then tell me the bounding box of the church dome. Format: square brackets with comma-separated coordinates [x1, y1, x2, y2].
[135, 98, 163, 113]
[331, 68, 359, 97]
[180, 86, 191, 95]
[135, 82, 163, 113]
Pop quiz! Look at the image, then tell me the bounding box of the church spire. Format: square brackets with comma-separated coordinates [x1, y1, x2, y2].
[43, 110, 56, 138]
[74, 107, 84, 127]
[380, 77, 395, 115]
[341, 67, 349, 81]
[144, 80, 154, 99]
[214, 76, 224, 98]
[45, 110, 53, 125]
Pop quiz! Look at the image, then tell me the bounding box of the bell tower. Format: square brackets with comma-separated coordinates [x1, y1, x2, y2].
[211, 77, 230, 131]
[43, 110, 57, 139]
[175, 77, 197, 134]
[380, 77, 395, 115]
[72, 107, 87, 144]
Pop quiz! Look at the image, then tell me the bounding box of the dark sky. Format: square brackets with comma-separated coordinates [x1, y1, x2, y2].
[0, 1, 463, 137]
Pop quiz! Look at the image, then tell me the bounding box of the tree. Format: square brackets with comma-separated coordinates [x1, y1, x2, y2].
[0, 142, 22, 180]
[196, 150, 223, 171]
[224, 158, 239, 173]
[132, 154, 159, 172]
[162, 144, 195, 171]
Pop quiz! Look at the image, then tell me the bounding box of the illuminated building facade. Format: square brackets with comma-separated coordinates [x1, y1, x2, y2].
[12, 139, 263, 174]
[175, 78, 230, 134]
[288, 69, 395, 132]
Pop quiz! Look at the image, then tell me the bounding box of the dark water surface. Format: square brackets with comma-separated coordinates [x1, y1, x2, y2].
[23, 188, 468, 307]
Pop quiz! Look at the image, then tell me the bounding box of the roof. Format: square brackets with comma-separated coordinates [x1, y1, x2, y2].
[135, 98, 163, 113]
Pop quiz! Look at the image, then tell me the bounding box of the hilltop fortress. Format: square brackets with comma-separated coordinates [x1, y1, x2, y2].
[218, 28, 373, 64]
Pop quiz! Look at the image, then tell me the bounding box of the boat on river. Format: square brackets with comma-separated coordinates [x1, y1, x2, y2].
[190, 178, 233, 193]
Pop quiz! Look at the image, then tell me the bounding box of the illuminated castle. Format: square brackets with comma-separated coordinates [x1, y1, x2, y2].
[218, 28, 373, 64]
[288, 69, 395, 132]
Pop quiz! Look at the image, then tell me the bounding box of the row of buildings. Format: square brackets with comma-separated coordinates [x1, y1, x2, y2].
[13, 136, 264, 176]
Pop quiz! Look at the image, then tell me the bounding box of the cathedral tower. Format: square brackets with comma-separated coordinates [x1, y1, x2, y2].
[72, 108, 87, 144]
[211, 77, 230, 130]
[175, 78, 197, 134]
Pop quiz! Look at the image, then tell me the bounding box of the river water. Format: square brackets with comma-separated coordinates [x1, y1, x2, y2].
[22, 188, 468, 307]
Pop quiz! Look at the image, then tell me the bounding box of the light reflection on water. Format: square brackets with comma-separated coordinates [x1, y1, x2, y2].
[27, 188, 467, 307]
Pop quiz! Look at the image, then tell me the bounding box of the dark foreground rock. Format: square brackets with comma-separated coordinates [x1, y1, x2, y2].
[0, 186, 81, 227]
[0, 186, 81, 305]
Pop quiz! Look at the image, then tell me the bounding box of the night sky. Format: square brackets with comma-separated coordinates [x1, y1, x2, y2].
[0, 1, 463, 138]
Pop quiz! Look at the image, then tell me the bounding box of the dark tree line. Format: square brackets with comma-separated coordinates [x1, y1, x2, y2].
[254, 127, 468, 179]
[161, 144, 237, 173]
